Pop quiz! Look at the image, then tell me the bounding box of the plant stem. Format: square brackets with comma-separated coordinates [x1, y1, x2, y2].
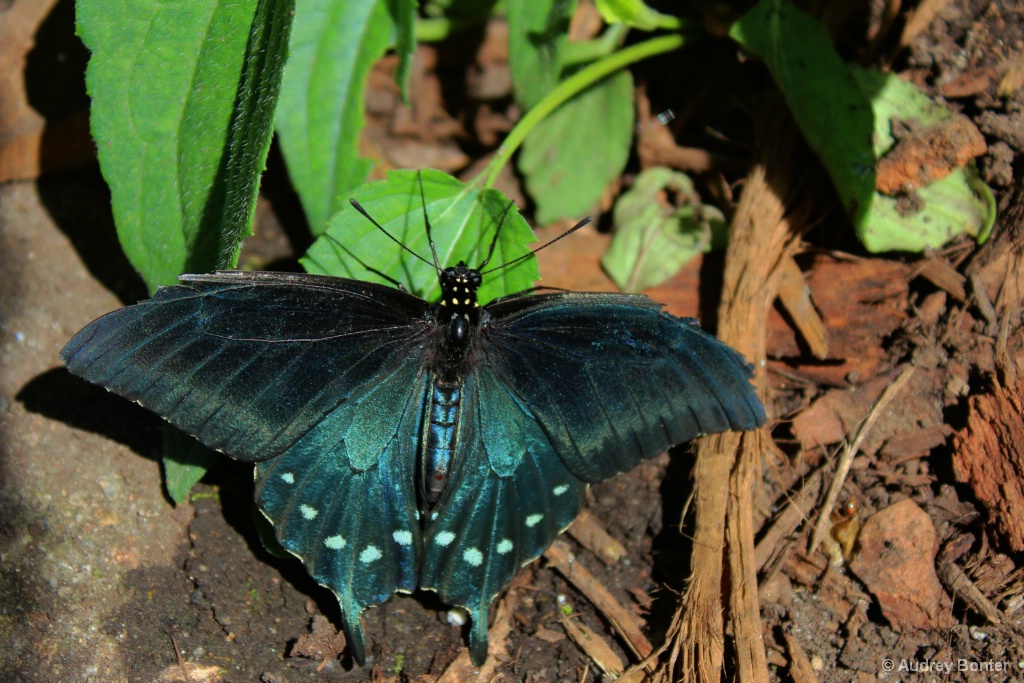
[561, 24, 628, 66]
[480, 32, 689, 190]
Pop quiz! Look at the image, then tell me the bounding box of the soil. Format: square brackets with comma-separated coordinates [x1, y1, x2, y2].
[2, 1, 1023, 682]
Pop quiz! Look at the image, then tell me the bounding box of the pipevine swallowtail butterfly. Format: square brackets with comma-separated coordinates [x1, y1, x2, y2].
[61, 188, 765, 666]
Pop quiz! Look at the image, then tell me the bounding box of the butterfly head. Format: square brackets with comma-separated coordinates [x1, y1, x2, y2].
[439, 262, 482, 315]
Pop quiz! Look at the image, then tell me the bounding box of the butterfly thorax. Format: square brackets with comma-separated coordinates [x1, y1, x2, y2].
[437, 262, 482, 341]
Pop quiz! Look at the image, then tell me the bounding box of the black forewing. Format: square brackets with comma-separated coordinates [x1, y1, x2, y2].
[481, 291, 765, 483]
[61, 271, 431, 463]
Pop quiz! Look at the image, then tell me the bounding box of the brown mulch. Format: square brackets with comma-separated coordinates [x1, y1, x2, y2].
[1, 1, 1023, 682]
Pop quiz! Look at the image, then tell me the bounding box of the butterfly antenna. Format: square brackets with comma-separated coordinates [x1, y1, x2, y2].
[416, 171, 443, 273]
[479, 216, 592, 275]
[320, 230, 408, 291]
[476, 201, 516, 271]
[349, 199, 436, 271]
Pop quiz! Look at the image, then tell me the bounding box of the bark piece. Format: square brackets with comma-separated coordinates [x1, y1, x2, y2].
[767, 254, 909, 386]
[952, 379, 1024, 551]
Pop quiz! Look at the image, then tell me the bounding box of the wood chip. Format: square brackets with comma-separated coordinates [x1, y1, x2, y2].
[560, 614, 625, 678]
[776, 255, 829, 359]
[847, 499, 956, 630]
[532, 625, 566, 644]
[875, 115, 987, 195]
[768, 254, 909, 386]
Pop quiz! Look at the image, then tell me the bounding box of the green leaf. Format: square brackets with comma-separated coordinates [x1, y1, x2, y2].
[506, 0, 578, 110]
[594, 0, 681, 30]
[302, 169, 539, 304]
[849, 67, 996, 251]
[163, 428, 219, 505]
[79, 0, 267, 292]
[518, 70, 634, 225]
[602, 167, 726, 292]
[729, 0, 876, 235]
[190, 0, 296, 273]
[387, 0, 417, 101]
[275, 0, 393, 235]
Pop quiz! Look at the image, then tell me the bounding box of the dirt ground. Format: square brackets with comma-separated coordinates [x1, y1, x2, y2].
[2, 1, 1024, 682]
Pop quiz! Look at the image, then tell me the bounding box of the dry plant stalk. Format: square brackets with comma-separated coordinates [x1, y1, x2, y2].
[658, 111, 800, 683]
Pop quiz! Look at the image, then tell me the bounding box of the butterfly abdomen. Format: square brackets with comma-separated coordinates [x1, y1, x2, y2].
[420, 381, 463, 506]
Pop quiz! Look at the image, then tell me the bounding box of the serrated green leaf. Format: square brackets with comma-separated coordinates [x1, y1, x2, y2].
[729, 0, 876, 232]
[163, 428, 219, 505]
[594, 0, 681, 30]
[506, 0, 578, 110]
[276, 0, 392, 235]
[602, 167, 726, 292]
[302, 169, 538, 304]
[79, 0, 265, 292]
[849, 67, 996, 251]
[518, 70, 634, 225]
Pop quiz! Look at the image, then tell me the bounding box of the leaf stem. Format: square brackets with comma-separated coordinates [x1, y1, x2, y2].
[480, 32, 689, 190]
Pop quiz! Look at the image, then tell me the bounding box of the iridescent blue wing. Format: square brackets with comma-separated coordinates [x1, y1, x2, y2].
[482, 291, 765, 483]
[61, 271, 430, 463]
[253, 362, 429, 665]
[418, 369, 587, 665]
[61, 271, 433, 663]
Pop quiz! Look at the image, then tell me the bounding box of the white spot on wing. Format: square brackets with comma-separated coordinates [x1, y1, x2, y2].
[280, 472, 295, 484]
[463, 547, 483, 566]
[553, 484, 569, 496]
[393, 530, 413, 546]
[324, 535, 346, 549]
[525, 513, 543, 528]
[359, 545, 382, 563]
[435, 531, 456, 546]
[299, 504, 318, 520]
[497, 538, 513, 554]
[430, 511, 438, 521]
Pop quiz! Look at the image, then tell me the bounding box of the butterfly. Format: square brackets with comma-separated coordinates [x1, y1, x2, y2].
[60, 197, 765, 666]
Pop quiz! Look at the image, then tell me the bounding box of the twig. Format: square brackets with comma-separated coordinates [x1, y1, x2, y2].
[937, 561, 1004, 624]
[544, 540, 653, 660]
[755, 468, 824, 575]
[567, 509, 627, 564]
[782, 632, 818, 683]
[808, 365, 916, 554]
